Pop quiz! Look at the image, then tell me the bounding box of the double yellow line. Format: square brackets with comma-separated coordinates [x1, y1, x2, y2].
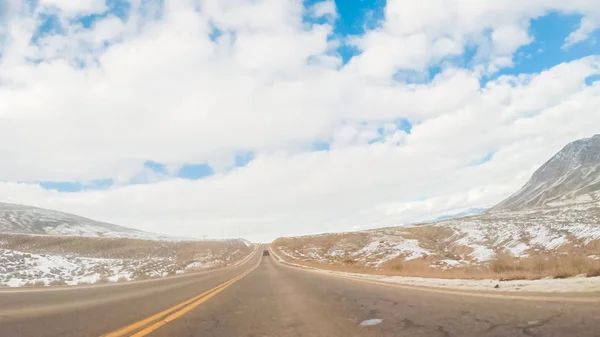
[102, 256, 260, 337]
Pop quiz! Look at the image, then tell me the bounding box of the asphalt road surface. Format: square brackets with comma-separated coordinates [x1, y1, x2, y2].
[1, 247, 599, 337]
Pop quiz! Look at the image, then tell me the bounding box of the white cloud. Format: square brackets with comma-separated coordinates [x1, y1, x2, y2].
[310, 0, 337, 20]
[1, 57, 599, 241]
[563, 16, 599, 49]
[0, 0, 599, 241]
[38, 0, 107, 16]
[348, 0, 600, 77]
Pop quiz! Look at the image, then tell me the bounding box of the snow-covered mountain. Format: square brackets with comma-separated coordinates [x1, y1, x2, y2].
[0, 202, 175, 240]
[492, 134, 600, 211]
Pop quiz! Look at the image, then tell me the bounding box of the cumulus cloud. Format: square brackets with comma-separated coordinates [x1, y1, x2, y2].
[0, 0, 599, 241]
[347, 0, 599, 76]
[563, 17, 599, 49]
[310, 0, 337, 20]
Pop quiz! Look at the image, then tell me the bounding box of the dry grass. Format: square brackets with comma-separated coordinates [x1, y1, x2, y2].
[23, 280, 46, 287]
[0, 234, 253, 286]
[48, 279, 67, 286]
[0, 234, 252, 262]
[272, 232, 369, 255]
[95, 276, 110, 284]
[273, 245, 600, 280]
[272, 216, 600, 281]
[403, 225, 454, 243]
[488, 253, 600, 280]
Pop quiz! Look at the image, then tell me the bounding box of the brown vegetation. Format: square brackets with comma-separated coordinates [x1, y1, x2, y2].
[272, 246, 600, 280]
[23, 280, 46, 287]
[0, 234, 250, 261]
[0, 234, 254, 286]
[48, 279, 67, 286]
[488, 253, 600, 280]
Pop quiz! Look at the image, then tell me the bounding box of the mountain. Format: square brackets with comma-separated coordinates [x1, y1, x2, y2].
[272, 135, 600, 279]
[492, 134, 600, 211]
[0, 202, 176, 240]
[432, 207, 487, 221]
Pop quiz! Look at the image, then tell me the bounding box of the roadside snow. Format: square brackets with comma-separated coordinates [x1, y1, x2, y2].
[185, 261, 217, 270]
[0, 246, 251, 287]
[270, 245, 600, 293]
[0, 249, 127, 286]
[375, 274, 600, 293]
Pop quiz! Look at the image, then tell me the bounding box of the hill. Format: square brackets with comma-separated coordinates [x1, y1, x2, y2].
[272, 135, 600, 280]
[492, 134, 600, 211]
[0, 202, 175, 240]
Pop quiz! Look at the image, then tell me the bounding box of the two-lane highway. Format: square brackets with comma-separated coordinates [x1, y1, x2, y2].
[0, 248, 261, 337]
[1, 247, 600, 337]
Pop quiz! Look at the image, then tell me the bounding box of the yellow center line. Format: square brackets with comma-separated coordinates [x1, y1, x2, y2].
[130, 268, 255, 337]
[102, 251, 261, 337]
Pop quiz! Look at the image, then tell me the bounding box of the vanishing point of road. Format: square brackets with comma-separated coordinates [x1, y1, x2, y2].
[1, 246, 599, 337]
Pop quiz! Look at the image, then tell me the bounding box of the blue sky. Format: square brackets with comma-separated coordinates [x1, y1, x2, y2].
[2, 0, 600, 239]
[29, 0, 600, 79]
[31, 0, 600, 192]
[488, 12, 600, 82]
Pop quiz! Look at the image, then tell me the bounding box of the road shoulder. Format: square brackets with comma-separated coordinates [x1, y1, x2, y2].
[269, 246, 600, 299]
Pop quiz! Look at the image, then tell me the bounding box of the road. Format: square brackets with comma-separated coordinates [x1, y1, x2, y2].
[1, 247, 599, 337]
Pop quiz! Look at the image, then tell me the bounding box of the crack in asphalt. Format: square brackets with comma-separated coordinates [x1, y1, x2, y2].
[485, 322, 513, 333]
[397, 318, 452, 337]
[520, 313, 563, 337]
[436, 324, 451, 337]
[399, 318, 426, 329]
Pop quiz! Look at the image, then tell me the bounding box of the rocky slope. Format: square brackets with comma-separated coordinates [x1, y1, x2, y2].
[492, 134, 600, 211]
[0, 202, 175, 240]
[272, 135, 600, 279]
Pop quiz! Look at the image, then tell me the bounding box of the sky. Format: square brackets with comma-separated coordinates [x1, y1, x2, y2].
[0, 0, 599, 242]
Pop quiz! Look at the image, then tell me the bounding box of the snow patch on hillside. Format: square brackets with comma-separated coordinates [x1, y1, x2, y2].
[275, 201, 600, 270]
[0, 248, 236, 287]
[0, 202, 184, 241]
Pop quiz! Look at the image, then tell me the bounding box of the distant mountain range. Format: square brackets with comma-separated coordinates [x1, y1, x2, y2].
[492, 134, 600, 211]
[0, 202, 176, 240]
[432, 208, 487, 221]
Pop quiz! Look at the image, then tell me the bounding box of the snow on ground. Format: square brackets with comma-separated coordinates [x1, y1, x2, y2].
[431, 201, 600, 260]
[372, 273, 600, 293]
[277, 234, 432, 267]
[387, 240, 430, 262]
[506, 243, 530, 257]
[274, 201, 600, 271]
[270, 247, 600, 293]
[0, 249, 131, 286]
[468, 245, 496, 262]
[0, 247, 249, 287]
